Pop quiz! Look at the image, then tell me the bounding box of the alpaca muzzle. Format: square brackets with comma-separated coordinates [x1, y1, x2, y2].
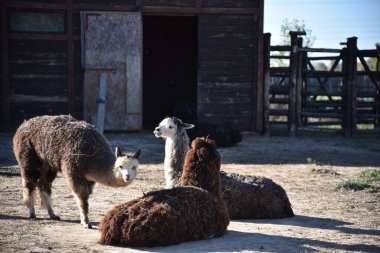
[154, 128, 162, 137]
[124, 175, 131, 181]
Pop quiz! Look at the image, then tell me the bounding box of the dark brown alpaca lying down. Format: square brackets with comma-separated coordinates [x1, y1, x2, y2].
[98, 137, 230, 247]
[221, 172, 294, 218]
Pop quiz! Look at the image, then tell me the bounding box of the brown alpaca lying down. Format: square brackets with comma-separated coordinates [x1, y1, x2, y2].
[98, 137, 230, 247]
[221, 172, 294, 218]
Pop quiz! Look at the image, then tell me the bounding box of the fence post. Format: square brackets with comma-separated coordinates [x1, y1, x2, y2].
[262, 33, 271, 136]
[343, 37, 358, 137]
[375, 43, 380, 129]
[296, 37, 304, 128]
[288, 31, 306, 136]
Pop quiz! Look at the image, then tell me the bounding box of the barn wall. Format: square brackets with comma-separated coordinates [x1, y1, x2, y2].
[1, 0, 263, 131]
[202, 0, 259, 8]
[198, 14, 259, 130]
[9, 39, 69, 127]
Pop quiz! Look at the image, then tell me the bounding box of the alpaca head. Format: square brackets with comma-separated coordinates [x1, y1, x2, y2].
[153, 117, 194, 140]
[181, 137, 222, 194]
[114, 147, 141, 183]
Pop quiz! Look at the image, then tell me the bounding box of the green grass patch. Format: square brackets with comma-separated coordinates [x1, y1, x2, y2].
[336, 180, 372, 191]
[358, 169, 380, 183]
[337, 169, 380, 195]
[310, 167, 338, 175]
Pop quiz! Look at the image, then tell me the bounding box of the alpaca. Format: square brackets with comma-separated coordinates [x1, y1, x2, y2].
[154, 117, 294, 219]
[13, 115, 141, 228]
[98, 137, 229, 246]
[153, 117, 194, 188]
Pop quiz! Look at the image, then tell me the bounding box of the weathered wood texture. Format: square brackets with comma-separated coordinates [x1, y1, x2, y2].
[9, 39, 69, 129]
[82, 12, 142, 131]
[1, 0, 263, 131]
[267, 35, 380, 135]
[143, 0, 194, 7]
[202, 0, 259, 8]
[198, 14, 258, 131]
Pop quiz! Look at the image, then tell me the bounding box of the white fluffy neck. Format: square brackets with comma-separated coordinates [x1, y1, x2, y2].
[164, 134, 190, 188]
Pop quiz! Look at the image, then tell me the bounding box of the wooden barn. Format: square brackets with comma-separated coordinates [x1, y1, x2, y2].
[0, 0, 265, 132]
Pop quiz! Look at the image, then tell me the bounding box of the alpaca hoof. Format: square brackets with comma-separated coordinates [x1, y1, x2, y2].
[29, 214, 36, 219]
[51, 215, 61, 221]
[83, 223, 92, 229]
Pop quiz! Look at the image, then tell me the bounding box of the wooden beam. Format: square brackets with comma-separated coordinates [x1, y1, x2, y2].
[376, 43, 380, 128]
[343, 37, 358, 137]
[296, 37, 303, 127]
[255, 0, 264, 133]
[262, 33, 271, 136]
[7, 0, 66, 10]
[288, 32, 299, 135]
[7, 1, 259, 15]
[67, 0, 75, 115]
[1, 0, 10, 131]
[73, 3, 137, 11]
[9, 33, 80, 41]
[142, 6, 260, 15]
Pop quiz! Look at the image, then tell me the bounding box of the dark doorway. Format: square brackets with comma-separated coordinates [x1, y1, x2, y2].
[143, 16, 198, 129]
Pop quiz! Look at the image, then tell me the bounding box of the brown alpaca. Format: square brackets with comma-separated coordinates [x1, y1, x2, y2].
[154, 117, 294, 219]
[222, 172, 294, 218]
[13, 115, 141, 228]
[98, 137, 229, 247]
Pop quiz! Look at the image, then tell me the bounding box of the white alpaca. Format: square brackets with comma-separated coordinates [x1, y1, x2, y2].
[153, 117, 194, 188]
[154, 116, 294, 219]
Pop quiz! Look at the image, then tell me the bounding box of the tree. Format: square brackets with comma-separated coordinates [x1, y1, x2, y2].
[272, 19, 316, 67]
[357, 57, 377, 71]
[280, 18, 316, 47]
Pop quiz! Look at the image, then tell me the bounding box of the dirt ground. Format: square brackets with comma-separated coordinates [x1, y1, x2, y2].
[1, 130, 379, 253]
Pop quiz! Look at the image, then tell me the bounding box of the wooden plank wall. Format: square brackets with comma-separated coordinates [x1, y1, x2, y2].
[9, 39, 69, 127]
[198, 14, 258, 130]
[1, 0, 263, 131]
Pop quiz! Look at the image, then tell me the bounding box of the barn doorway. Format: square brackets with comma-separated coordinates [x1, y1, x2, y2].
[143, 16, 198, 129]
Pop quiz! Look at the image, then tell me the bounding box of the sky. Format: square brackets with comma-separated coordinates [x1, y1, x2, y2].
[264, 0, 380, 49]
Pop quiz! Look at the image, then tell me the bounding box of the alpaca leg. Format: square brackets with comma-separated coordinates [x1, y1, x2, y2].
[68, 178, 92, 228]
[38, 169, 60, 220]
[88, 181, 96, 194]
[21, 171, 38, 219]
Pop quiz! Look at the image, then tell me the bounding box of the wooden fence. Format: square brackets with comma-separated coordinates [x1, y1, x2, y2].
[262, 32, 380, 136]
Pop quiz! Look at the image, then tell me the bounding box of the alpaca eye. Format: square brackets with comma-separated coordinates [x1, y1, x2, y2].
[132, 166, 136, 170]
[168, 125, 173, 129]
[118, 165, 123, 169]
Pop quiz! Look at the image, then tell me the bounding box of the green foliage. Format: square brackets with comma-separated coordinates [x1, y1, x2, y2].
[336, 180, 372, 191]
[310, 167, 338, 175]
[358, 169, 380, 183]
[280, 18, 316, 47]
[272, 18, 316, 67]
[337, 169, 380, 195]
[306, 157, 315, 164]
[357, 57, 377, 71]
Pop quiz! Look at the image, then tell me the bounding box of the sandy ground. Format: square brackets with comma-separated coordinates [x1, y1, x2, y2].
[1, 130, 379, 253]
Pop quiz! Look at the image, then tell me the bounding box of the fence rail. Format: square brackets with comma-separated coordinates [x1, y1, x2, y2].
[262, 33, 380, 136]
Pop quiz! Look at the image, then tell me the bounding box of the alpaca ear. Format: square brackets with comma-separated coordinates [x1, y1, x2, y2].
[182, 123, 194, 129]
[115, 146, 123, 157]
[132, 149, 141, 159]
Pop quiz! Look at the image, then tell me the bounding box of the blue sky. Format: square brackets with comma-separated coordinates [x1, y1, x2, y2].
[264, 0, 380, 49]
